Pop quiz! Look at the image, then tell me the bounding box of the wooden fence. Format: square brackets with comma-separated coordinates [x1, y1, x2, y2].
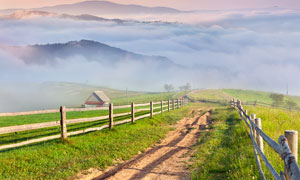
[0, 98, 187, 151]
[231, 98, 300, 180]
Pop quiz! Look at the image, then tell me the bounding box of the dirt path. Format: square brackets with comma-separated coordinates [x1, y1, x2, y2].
[75, 109, 212, 180]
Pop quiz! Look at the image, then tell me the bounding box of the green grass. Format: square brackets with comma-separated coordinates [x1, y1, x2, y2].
[190, 106, 258, 179]
[244, 105, 300, 178]
[0, 104, 197, 180]
[222, 89, 273, 104]
[111, 92, 175, 106]
[188, 89, 232, 101]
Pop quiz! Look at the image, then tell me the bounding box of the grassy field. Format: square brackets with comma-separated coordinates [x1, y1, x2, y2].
[111, 92, 175, 105]
[245, 105, 300, 178]
[190, 106, 258, 179]
[188, 89, 232, 100]
[0, 103, 198, 180]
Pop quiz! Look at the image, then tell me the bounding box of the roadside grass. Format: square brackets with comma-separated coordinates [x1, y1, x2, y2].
[190, 106, 258, 180]
[245, 105, 300, 177]
[0, 103, 198, 180]
[188, 89, 232, 100]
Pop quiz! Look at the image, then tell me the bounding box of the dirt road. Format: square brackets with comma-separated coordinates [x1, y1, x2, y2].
[77, 109, 211, 180]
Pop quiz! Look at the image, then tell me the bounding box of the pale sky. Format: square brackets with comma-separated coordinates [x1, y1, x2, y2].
[1, 0, 300, 10]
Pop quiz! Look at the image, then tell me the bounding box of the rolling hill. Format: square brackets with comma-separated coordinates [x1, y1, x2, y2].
[1, 40, 175, 67]
[35, 1, 183, 15]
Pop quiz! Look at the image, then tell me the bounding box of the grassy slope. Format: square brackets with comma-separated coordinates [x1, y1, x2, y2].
[111, 92, 175, 106]
[222, 89, 273, 104]
[190, 106, 258, 180]
[0, 104, 198, 180]
[188, 89, 232, 100]
[245, 105, 300, 178]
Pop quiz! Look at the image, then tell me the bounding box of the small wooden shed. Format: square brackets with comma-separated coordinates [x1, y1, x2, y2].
[84, 91, 110, 107]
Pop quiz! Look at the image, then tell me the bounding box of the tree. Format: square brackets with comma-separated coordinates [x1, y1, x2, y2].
[269, 93, 284, 106]
[179, 83, 192, 91]
[164, 84, 174, 92]
[286, 99, 298, 111]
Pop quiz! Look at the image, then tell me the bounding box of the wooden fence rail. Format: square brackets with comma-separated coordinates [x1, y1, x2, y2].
[231, 99, 300, 180]
[0, 98, 188, 151]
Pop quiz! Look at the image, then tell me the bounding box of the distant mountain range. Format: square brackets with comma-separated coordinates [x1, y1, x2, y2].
[1, 40, 176, 67]
[36, 1, 182, 15]
[0, 1, 184, 16]
[1, 10, 126, 23]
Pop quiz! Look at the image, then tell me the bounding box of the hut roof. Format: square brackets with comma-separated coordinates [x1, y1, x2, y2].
[93, 91, 110, 102]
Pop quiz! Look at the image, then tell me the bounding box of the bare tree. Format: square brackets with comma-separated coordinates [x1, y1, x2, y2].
[164, 84, 174, 92]
[179, 83, 191, 91]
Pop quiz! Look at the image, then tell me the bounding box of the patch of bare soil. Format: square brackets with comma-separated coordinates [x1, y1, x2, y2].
[76, 109, 212, 180]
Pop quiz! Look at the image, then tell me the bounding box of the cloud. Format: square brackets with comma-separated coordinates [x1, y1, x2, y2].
[0, 8, 300, 112]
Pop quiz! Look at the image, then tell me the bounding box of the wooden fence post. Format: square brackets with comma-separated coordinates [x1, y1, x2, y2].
[255, 118, 264, 152]
[177, 99, 179, 108]
[131, 102, 135, 123]
[150, 101, 153, 118]
[285, 130, 298, 162]
[60, 106, 67, 140]
[168, 100, 170, 112]
[172, 99, 175, 110]
[161, 101, 163, 113]
[251, 114, 256, 139]
[109, 103, 114, 130]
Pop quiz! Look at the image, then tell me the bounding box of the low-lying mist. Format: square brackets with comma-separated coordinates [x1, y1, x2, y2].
[0, 8, 300, 112]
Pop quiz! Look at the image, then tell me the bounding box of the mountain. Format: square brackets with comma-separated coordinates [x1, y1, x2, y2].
[1, 40, 175, 67]
[1, 10, 126, 23]
[35, 1, 182, 15]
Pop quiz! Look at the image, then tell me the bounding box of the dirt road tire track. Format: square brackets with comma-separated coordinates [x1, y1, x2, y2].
[80, 109, 212, 180]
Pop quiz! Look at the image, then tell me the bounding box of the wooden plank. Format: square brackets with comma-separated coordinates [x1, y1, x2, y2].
[60, 106, 67, 140]
[0, 134, 61, 151]
[279, 135, 300, 180]
[135, 108, 149, 112]
[152, 102, 161, 105]
[0, 115, 109, 135]
[135, 103, 150, 107]
[131, 102, 135, 123]
[115, 119, 132, 126]
[135, 113, 150, 121]
[150, 101, 153, 118]
[0, 109, 59, 117]
[109, 104, 114, 130]
[255, 118, 264, 153]
[114, 105, 131, 109]
[66, 106, 108, 112]
[113, 112, 131, 118]
[67, 116, 109, 124]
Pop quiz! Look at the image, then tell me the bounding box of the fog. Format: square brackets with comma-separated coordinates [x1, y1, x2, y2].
[0, 8, 300, 111]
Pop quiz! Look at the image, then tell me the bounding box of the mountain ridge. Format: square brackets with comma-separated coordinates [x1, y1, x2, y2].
[35, 0, 183, 15]
[1, 39, 176, 68]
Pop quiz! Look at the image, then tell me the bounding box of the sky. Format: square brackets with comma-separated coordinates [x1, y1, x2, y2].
[1, 0, 300, 10]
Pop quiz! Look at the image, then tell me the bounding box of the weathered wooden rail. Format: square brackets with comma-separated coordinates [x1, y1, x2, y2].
[0, 98, 188, 151]
[231, 98, 300, 180]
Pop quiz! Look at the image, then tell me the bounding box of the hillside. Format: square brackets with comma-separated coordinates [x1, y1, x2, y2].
[36, 1, 182, 15]
[0, 82, 143, 113]
[1, 10, 126, 23]
[1, 40, 174, 67]
[189, 89, 300, 108]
